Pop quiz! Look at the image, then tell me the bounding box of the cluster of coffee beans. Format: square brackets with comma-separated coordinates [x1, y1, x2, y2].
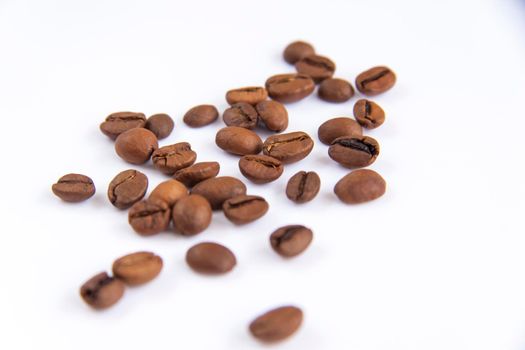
[51, 40, 395, 343]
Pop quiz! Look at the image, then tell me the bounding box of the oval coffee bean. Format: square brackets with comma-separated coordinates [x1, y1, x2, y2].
[353, 99, 385, 129]
[283, 41, 315, 64]
[108, 169, 148, 209]
[270, 225, 313, 257]
[255, 100, 288, 132]
[238, 155, 283, 184]
[115, 128, 158, 165]
[222, 195, 269, 225]
[149, 179, 188, 207]
[172, 194, 212, 235]
[223, 103, 258, 129]
[215, 126, 262, 156]
[52, 173, 96, 202]
[262, 131, 313, 163]
[249, 306, 303, 342]
[191, 176, 247, 210]
[328, 136, 380, 168]
[145, 113, 174, 139]
[334, 169, 386, 204]
[152, 142, 197, 175]
[100, 111, 146, 139]
[128, 198, 171, 236]
[286, 171, 320, 203]
[318, 78, 354, 102]
[183, 105, 219, 127]
[317, 117, 363, 145]
[112, 251, 163, 285]
[226, 86, 268, 105]
[295, 55, 335, 83]
[80, 272, 125, 310]
[265, 73, 315, 103]
[173, 161, 220, 187]
[186, 242, 236, 274]
[355, 66, 396, 95]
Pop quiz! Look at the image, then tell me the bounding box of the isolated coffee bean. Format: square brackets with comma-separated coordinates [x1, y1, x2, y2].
[226, 86, 268, 106]
[149, 179, 188, 207]
[215, 126, 262, 156]
[255, 100, 288, 132]
[108, 169, 148, 209]
[222, 195, 269, 225]
[173, 162, 220, 187]
[328, 136, 380, 168]
[317, 117, 363, 145]
[353, 99, 385, 129]
[145, 113, 174, 139]
[249, 306, 303, 342]
[172, 194, 212, 235]
[239, 155, 283, 184]
[265, 73, 315, 103]
[115, 128, 158, 165]
[186, 242, 236, 274]
[263, 131, 313, 163]
[295, 55, 335, 83]
[318, 78, 354, 102]
[334, 169, 386, 204]
[191, 176, 247, 210]
[152, 142, 197, 175]
[286, 171, 320, 203]
[112, 251, 163, 285]
[128, 198, 170, 236]
[270, 225, 313, 257]
[183, 105, 219, 127]
[80, 272, 125, 309]
[283, 41, 315, 64]
[223, 103, 258, 129]
[52, 173, 95, 202]
[355, 66, 396, 95]
[100, 111, 146, 139]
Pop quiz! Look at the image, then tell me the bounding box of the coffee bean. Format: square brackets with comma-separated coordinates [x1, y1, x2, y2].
[152, 142, 197, 175]
[222, 195, 269, 225]
[145, 113, 174, 139]
[238, 155, 283, 184]
[255, 100, 288, 132]
[265, 73, 315, 103]
[270, 225, 313, 257]
[108, 169, 148, 209]
[149, 179, 188, 207]
[226, 86, 268, 105]
[183, 105, 219, 127]
[355, 66, 396, 95]
[328, 136, 380, 168]
[334, 169, 386, 204]
[353, 99, 385, 129]
[173, 162, 220, 187]
[215, 126, 262, 156]
[191, 176, 247, 210]
[223, 103, 258, 129]
[285, 171, 320, 203]
[115, 128, 158, 165]
[52, 173, 95, 202]
[249, 306, 303, 342]
[112, 251, 163, 285]
[262, 131, 313, 163]
[80, 272, 125, 309]
[295, 55, 335, 83]
[186, 242, 236, 274]
[283, 41, 315, 64]
[317, 117, 363, 145]
[100, 111, 146, 139]
[128, 198, 170, 235]
[318, 78, 354, 102]
[172, 194, 212, 235]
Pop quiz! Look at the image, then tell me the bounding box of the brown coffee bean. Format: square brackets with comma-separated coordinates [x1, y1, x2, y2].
[355, 66, 396, 95]
[255, 100, 288, 132]
[286, 171, 320, 203]
[186, 242, 236, 274]
[149, 179, 188, 207]
[183, 105, 219, 127]
[226, 86, 268, 105]
[173, 162, 220, 187]
[239, 155, 283, 184]
[263, 131, 313, 163]
[318, 78, 354, 102]
[283, 41, 315, 64]
[265, 73, 315, 103]
[80, 272, 125, 309]
[152, 142, 197, 175]
[191, 176, 247, 210]
[108, 169, 148, 209]
[112, 251, 163, 285]
[52, 173, 95, 202]
[223, 103, 258, 129]
[223, 195, 269, 225]
[295, 55, 335, 83]
[328, 136, 380, 168]
[172, 194, 212, 235]
[249, 306, 303, 342]
[145, 113, 174, 139]
[270, 225, 313, 257]
[115, 128, 158, 165]
[128, 198, 170, 236]
[334, 169, 386, 204]
[353, 99, 385, 129]
[317, 117, 363, 145]
[100, 111, 146, 139]
[215, 126, 262, 156]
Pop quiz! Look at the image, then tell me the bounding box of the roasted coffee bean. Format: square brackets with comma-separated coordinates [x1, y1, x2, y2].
[100, 111, 146, 139]
[262, 131, 313, 163]
[186, 242, 236, 274]
[226, 86, 268, 105]
[52, 173, 95, 202]
[355, 66, 396, 95]
[318, 78, 354, 102]
[353, 99, 385, 129]
[286, 171, 320, 203]
[173, 162, 220, 187]
[317, 117, 362, 145]
[191, 176, 247, 210]
[238, 155, 283, 184]
[270, 225, 313, 257]
[223, 103, 258, 129]
[152, 142, 196, 175]
[149, 179, 188, 207]
[108, 169, 148, 209]
[215, 126, 262, 156]
[334, 169, 386, 204]
[295, 55, 335, 83]
[283, 41, 315, 64]
[222, 195, 269, 225]
[328, 136, 380, 168]
[112, 251, 163, 285]
[265, 73, 315, 103]
[145, 113, 174, 139]
[183, 105, 219, 127]
[249, 306, 303, 342]
[128, 198, 170, 236]
[172, 194, 212, 235]
[80, 272, 125, 309]
[115, 128, 158, 165]
[255, 100, 288, 132]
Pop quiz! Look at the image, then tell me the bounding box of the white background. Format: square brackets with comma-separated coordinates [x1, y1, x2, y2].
[1, 0, 525, 349]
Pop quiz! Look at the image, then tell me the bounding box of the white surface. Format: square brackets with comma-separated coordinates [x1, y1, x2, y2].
[1, 0, 525, 349]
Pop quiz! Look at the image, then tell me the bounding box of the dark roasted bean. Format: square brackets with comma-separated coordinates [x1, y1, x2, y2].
[318, 78, 354, 102]
[255, 100, 288, 132]
[285, 171, 320, 203]
[215, 126, 262, 156]
[328, 136, 380, 168]
[295, 55, 335, 83]
[191, 176, 247, 210]
[283, 41, 315, 64]
[334, 169, 386, 203]
[100, 111, 146, 139]
[80, 272, 125, 309]
[52, 173, 95, 202]
[183, 105, 219, 127]
[249, 306, 303, 342]
[186, 242, 237, 274]
[265, 74, 315, 103]
[108, 169, 148, 209]
[270, 225, 313, 257]
[226, 86, 268, 105]
[151, 142, 197, 175]
[239, 155, 283, 184]
[145, 113, 174, 139]
[222, 195, 269, 225]
[223, 103, 258, 129]
[355, 66, 396, 95]
[317, 117, 363, 145]
[128, 198, 171, 236]
[262, 131, 313, 163]
[172, 194, 212, 235]
[353, 99, 385, 129]
[173, 162, 220, 187]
